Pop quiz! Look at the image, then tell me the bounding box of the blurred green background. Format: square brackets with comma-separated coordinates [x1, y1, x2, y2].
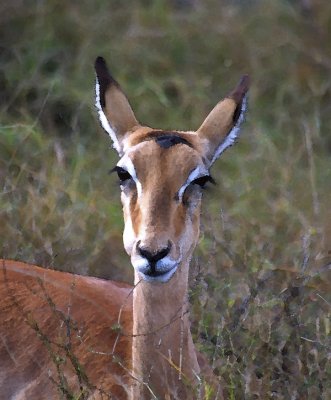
[0, 0, 330, 398]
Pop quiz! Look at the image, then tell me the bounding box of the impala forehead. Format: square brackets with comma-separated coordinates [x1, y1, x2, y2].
[119, 140, 207, 190]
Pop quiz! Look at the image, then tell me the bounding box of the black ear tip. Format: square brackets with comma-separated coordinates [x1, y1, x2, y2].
[95, 56, 105, 66]
[228, 74, 250, 103]
[95, 56, 109, 76]
[239, 74, 250, 92]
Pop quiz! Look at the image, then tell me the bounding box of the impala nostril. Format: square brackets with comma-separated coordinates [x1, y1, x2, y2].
[137, 241, 171, 263]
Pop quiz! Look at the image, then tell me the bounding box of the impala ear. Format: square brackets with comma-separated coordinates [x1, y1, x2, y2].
[95, 57, 140, 155]
[197, 75, 250, 166]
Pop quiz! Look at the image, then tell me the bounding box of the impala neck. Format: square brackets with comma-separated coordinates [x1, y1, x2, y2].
[131, 259, 200, 399]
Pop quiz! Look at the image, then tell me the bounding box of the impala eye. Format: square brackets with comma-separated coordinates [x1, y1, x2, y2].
[191, 175, 215, 189]
[110, 166, 132, 183]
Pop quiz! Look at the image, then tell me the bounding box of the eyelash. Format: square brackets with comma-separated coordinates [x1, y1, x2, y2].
[180, 175, 215, 205]
[190, 175, 215, 189]
[110, 166, 132, 183]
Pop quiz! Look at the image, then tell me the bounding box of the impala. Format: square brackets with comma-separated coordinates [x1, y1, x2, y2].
[0, 57, 249, 399]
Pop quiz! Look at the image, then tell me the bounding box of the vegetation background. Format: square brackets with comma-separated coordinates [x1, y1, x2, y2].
[0, 0, 330, 398]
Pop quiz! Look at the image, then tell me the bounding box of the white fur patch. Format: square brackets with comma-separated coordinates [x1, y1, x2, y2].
[117, 156, 142, 198]
[95, 79, 122, 154]
[211, 94, 248, 165]
[122, 204, 136, 256]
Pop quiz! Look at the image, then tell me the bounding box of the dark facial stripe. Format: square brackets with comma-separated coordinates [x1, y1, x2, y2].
[144, 131, 194, 149]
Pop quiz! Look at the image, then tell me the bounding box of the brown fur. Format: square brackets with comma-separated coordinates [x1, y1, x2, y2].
[0, 259, 133, 399]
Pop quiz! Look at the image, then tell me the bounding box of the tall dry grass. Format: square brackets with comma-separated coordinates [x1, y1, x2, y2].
[1, 0, 330, 398]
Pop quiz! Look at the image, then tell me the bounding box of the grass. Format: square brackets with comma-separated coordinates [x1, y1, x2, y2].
[1, 0, 330, 398]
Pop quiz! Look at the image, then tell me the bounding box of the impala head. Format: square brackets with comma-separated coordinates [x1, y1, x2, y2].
[95, 57, 249, 284]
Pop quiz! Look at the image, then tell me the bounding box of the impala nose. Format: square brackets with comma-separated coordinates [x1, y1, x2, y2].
[137, 241, 171, 264]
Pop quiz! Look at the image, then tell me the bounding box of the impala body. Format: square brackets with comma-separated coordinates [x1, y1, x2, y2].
[0, 57, 249, 399]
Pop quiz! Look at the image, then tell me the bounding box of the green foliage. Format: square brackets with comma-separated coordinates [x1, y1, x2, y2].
[1, 0, 330, 398]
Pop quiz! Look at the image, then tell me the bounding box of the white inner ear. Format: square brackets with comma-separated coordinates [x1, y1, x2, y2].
[178, 165, 208, 200]
[95, 79, 122, 154]
[117, 155, 142, 197]
[211, 94, 248, 165]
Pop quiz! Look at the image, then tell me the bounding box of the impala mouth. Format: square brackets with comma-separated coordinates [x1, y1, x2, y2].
[138, 263, 178, 283]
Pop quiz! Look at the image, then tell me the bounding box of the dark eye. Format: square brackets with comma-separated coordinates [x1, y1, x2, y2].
[110, 166, 132, 183]
[191, 175, 215, 189]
